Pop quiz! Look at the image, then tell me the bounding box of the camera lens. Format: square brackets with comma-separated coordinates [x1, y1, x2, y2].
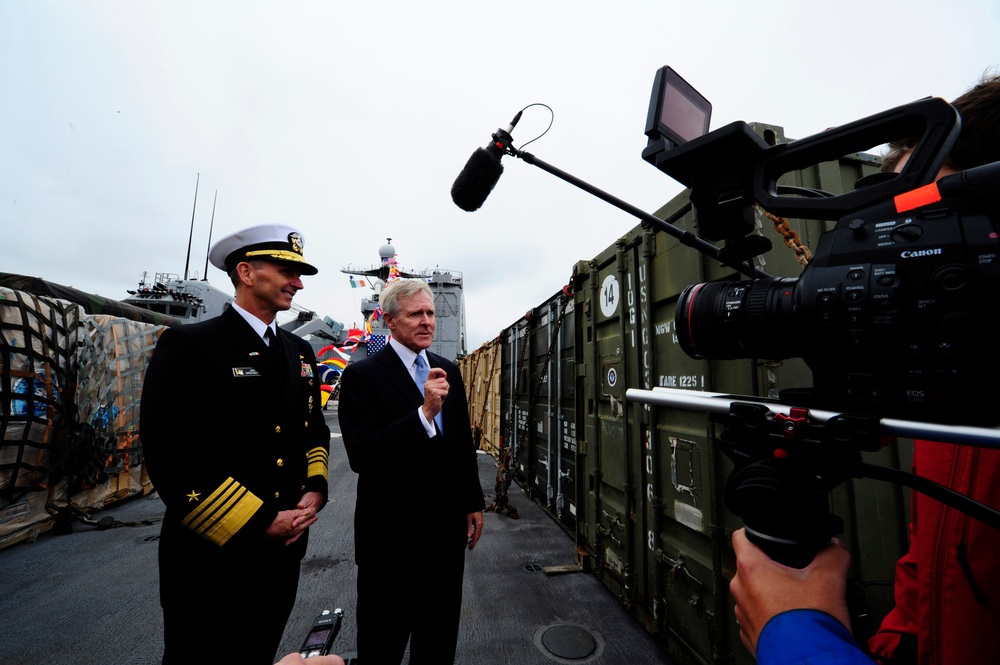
[676, 277, 799, 360]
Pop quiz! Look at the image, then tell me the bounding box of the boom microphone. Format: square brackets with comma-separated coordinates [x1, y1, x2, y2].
[451, 112, 522, 212]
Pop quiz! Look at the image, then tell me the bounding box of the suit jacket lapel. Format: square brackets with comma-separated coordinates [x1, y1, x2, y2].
[380, 344, 424, 407]
[220, 307, 265, 357]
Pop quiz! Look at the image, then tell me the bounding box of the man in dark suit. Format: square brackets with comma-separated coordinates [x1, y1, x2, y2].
[338, 278, 485, 665]
[141, 224, 331, 665]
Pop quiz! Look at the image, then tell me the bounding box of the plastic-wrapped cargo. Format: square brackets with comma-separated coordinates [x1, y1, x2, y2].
[69, 314, 165, 510]
[0, 286, 81, 548]
[1, 285, 168, 550]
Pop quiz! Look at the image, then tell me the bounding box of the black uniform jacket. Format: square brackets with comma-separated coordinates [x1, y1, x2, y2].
[338, 344, 485, 565]
[140, 307, 330, 565]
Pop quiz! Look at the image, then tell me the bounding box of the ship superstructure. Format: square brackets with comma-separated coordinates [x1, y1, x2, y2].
[341, 239, 466, 361]
[122, 271, 233, 324]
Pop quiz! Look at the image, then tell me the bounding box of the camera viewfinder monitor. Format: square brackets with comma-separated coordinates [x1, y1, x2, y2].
[644, 66, 712, 147]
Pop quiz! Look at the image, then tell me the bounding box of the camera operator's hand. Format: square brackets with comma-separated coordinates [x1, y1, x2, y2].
[274, 653, 345, 665]
[729, 527, 853, 656]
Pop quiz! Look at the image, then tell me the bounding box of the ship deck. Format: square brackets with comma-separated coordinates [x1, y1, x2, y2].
[0, 408, 675, 665]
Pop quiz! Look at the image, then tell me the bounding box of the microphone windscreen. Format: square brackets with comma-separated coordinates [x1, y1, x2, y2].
[451, 147, 504, 212]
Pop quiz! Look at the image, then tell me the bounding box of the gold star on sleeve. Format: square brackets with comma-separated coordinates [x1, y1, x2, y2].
[186, 490, 201, 502]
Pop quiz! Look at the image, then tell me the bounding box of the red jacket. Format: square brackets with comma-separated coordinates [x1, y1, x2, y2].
[868, 439, 1000, 664]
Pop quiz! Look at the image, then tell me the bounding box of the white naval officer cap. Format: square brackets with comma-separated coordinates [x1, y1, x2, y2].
[208, 224, 319, 275]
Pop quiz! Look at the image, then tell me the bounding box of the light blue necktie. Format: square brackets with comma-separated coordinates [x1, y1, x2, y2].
[414, 355, 443, 433]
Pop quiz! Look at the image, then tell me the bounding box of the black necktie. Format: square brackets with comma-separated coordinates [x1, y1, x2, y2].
[264, 326, 288, 376]
[264, 328, 284, 365]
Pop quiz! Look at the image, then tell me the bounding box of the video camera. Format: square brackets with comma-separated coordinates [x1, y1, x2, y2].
[634, 66, 1000, 566]
[642, 66, 1000, 428]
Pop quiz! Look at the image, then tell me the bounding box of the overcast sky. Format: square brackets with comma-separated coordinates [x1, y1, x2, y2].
[2, 1, 998, 350]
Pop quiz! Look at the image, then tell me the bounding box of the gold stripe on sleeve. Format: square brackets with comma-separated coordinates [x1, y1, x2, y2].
[307, 447, 329, 481]
[181, 477, 263, 547]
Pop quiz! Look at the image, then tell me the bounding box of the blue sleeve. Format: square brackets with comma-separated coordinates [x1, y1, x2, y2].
[757, 609, 875, 665]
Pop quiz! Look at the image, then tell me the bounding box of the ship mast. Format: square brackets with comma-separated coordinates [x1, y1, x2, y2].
[202, 189, 217, 280]
[183, 173, 200, 280]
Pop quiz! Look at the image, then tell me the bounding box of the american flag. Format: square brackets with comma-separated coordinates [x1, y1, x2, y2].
[366, 334, 388, 355]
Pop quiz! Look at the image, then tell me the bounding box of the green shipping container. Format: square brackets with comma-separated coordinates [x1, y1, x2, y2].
[572, 123, 909, 664]
[499, 286, 579, 533]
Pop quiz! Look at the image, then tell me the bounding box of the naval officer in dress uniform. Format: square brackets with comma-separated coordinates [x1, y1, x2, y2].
[141, 224, 331, 665]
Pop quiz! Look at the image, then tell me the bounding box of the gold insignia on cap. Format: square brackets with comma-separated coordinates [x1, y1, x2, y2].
[289, 232, 304, 255]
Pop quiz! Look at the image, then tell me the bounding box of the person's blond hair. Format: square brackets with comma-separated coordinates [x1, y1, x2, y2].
[379, 279, 433, 317]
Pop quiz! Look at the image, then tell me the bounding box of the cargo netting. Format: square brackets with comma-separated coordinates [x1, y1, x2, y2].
[0, 286, 80, 508]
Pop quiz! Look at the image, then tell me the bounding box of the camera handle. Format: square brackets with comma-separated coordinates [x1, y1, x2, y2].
[626, 387, 1000, 567]
[715, 401, 873, 568]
